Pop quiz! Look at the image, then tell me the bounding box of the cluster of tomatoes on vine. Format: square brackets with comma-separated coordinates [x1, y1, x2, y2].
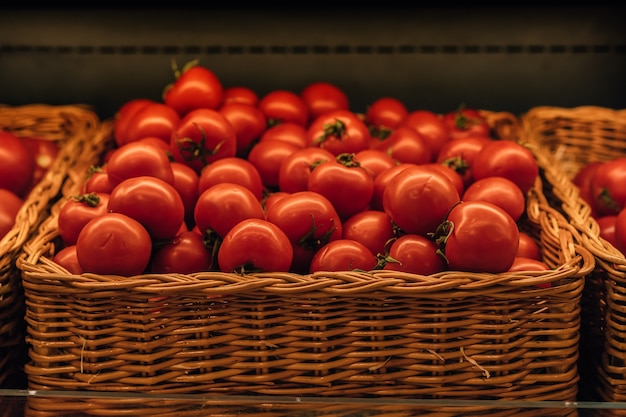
[53, 60, 547, 277]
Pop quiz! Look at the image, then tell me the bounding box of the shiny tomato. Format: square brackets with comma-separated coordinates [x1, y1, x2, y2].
[113, 98, 155, 147]
[308, 153, 375, 220]
[265, 191, 342, 273]
[507, 257, 550, 272]
[170, 108, 237, 174]
[170, 161, 200, 227]
[222, 86, 259, 107]
[370, 163, 414, 211]
[163, 61, 224, 117]
[105, 140, 175, 187]
[108, 176, 185, 240]
[217, 218, 293, 273]
[442, 107, 491, 140]
[194, 182, 265, 240]
[262, 191, 290, 214]
[198, 156, 264, 200]
[122, 102, 181, 144]
[383, 165, 461, 236]
[150, 230, 214, 274]
[436, 200, 519, 273]
[382, 234, 447, 275]
[596, 215, 618, 248]
[372, 126, 432, 165]
[76, 212, 152, 276]
[461, 176, 525, 222]
[278, 147, 334, 194]
[365, 97, 408, 134]
[300, 81, 349, 122]
[613, 208, 626, 254]
[0, 131, 35, 198]
[423, 163, 465, 197]
[258, 89, 309, 127]
[57, 192, 110, 246]
[52, 245, 85, 275]
[82, 166, 114, 194]
[590, 157, 626, 216]
[342, 210, 395, 256]
[259, 122, 308, 149]
[399, 110, 450, 159]
[218, 102, 267, 157]
[247, 139, 300, 190]
[307, 109, 371, 155]
[21, 136, 60, 192]
[0, 189, 23, 240]
[436, 135, 491, 188]
[309, 239, 377, 272]
[573, 161, 602, 217]
[517, 231, 541, 261]
[472, 140, 539, 195]
[353, 149, 397, 179]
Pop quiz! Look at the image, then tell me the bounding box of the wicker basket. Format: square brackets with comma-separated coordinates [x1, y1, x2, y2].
[16, 113, 593, 417]
[521, 106, 626, 406]
[0, 104, 100, 392]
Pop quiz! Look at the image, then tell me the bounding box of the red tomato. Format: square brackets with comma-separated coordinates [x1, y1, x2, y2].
[219, 102, 267, 157]
[597, 215, 618, 248]
[83, 166, 114, 194]
[170, 161, 200, 227]
[198, 156, 264, 200]
[108, 176, 185, 240]
[222, 86, 259, 107]
[307, 109, 371, 155]
[150, 230, 214, 274]
[461, 176, 525, 222]
[590, 157, 626, 216]
[309, 239, 377, 272]
[258, 90, 309, 127]
[105, 140, 175, 187]
[163, 61, 224, 117]
[259, 122, 308, 149]
[217, 218, 293, 273]
[372, 126, 432, 165]
[382, 234, 447, 275]
[76, 212, 152, 276]
[21, 136, 60, 191]
[383, 165, 461, 236]
[0, 189, 23, 240]
[613, 208, 626, 254]
[507, 257, 550, 272]
[517, 231, 541, 261]
[262, 191, 290, 214]
[423, 163, 465, 197]
[308, 153, 375, 220]
[472, 140, 539, 195]
[122, 102, 181, 144]
[194, 182, 265, 240]
[399, 110, 450, 159]
[57, 192, 110, 246]
[52, 245, 84, 275]
[0, 131, 35, 198]
[370, 163, 414, 211]
[436, 135, 491, 188]
[353, 149, 397, 179]
[265, 191, 343, 273]
[247, 139, 300, 190]
[365, 97, 408, 134]
[573, 161, 602, 217]
[170, 108, 237, 174]
[437, 200, 519, 273]
[113, 98, 155, 147]
[342, 210, 395, 256]
[442, 107, 491, 140]
[278, 147, 334, 194]
[300, 81, 349, 122]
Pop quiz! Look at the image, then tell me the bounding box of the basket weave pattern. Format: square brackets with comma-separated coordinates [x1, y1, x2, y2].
[16, 114, 593, 416]
[521, 106, 626, 404]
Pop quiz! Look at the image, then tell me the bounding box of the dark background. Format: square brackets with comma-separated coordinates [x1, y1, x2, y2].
[0, 6, 624, 120]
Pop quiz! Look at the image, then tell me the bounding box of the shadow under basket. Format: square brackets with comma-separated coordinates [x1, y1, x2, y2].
[16, 113, 593, 417]
[521, 105, 626, 408]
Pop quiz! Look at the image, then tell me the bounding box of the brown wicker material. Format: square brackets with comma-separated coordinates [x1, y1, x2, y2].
[0, 104, 100, 391]
[521, 106, 626, 406]
[15, 113, 592, 417]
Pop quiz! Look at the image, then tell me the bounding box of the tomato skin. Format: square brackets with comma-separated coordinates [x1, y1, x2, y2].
[170, 108, 238, 174]
[198, 157, 264, 201]
[517, 231, 541, 260]
[440, 201, 519, 273]
[58, 192, 110, 246]
[52, 245, 85, 275]
[194, 182, 265, 239]
[83, 167, 114, 194]
[383, 165, 461, 236]
[613, 208, 626, 254]
[383, 234, 447, 275]
[307, 109, 371, 156]
[150, 230, 214, 274]
[222, 86, 259, 107]
[365, 97, 408, 132]
[472, 140, 539, 195]
[342, 210, 395, 256]
[309, 239, 377, 272]
[170, 161, 200, 228]
[300, 81, 349, 122]
[258, 90, 309, 127]
[307, 154, 375, 221]
[370, 163, 414, 211]
[596, 215, 618, 248]
[353, 149, 397, 180]
[461, 176, 525, 222]
[573, 161, 602, 217]
[423, 163, 465, 198]
[259, 122, 308, 149]
[442, 107, 491, 140]
[263, 191, 290, 214]
[113, 98, 156, 147]
[123, 102, 181, 144]
[372, 126, 432, 166]
[247, 139, 301, 190]
[399, 110, 450, 160]
[0, 189, 23, 240]
[76, 212, 153, 276]
[108, 176, 185, 240]
[507, 257, 550, 272]
[217, 218, 293, 273]
[219, 102, 267, 157]
[22, 136, 60, 192]
[0, 131, 35, 198]
[163, 63, 224, 117]
[278, 147, 334, 194]
[590, 158, 626, 216]
[105, 140, 175, 187]
[436, 135, 491, 188]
